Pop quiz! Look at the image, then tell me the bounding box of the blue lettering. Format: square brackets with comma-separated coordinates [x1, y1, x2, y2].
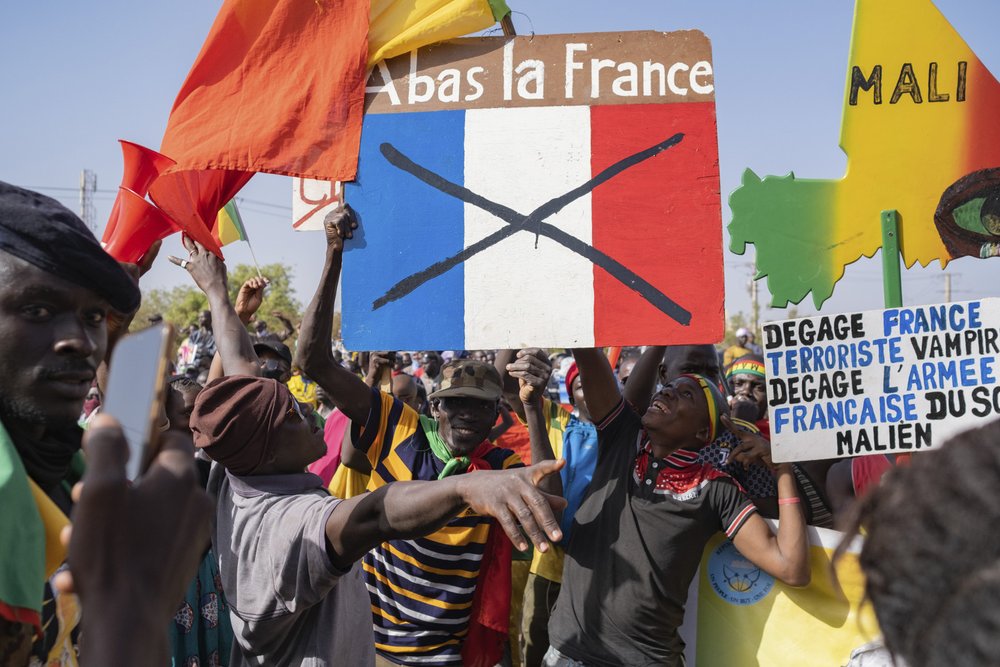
[766, 352, 781, 376]
[883, 309, 900, 336]
[968, 301, 982, 329]
[773, 407, 789, 434]
[888, 337, 904, 363]
[981, 357, 996, 385]
[860, 399, 877, 424]
[792, 406, 807, 432]
[827, 401, 845, 427]
[884, 365, 899, 393]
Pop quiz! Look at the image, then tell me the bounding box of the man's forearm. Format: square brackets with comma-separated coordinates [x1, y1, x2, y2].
[623, 345, 665, 414]
[206, 288, 259, 377]
[775, 465, 809, 585]
[571, 348, 622, 423]
[327, 477, 467, 568]
[494, 350, 526, 421]
[524, 397, 561, 496]
[296, 248, 370, 422]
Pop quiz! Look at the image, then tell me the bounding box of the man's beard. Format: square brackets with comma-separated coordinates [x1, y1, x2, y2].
[0, 393, 81, 431]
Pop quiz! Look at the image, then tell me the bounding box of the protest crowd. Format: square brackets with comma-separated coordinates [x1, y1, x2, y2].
[1, 183, 998, 667]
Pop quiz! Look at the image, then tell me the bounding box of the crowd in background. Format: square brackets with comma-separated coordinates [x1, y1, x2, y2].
[2, 184, 998, 667]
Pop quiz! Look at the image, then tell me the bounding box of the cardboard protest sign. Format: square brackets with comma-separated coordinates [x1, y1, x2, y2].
[766, 298, 1000, 463]
[680, 525, 876, 666]
[341, 31, 723, 350]
[292, 178, 342, 232]
[729, 0, 1000, 309]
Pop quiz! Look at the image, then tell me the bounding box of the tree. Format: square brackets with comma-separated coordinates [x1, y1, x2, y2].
[227, 263, 302, 341]
[131, 262, 302, 345]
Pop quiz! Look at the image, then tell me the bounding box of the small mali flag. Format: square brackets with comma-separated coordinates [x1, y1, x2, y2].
[214, 199, 247, 247]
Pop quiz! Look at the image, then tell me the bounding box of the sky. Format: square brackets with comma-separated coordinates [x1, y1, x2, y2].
[2, 0, 999, 331]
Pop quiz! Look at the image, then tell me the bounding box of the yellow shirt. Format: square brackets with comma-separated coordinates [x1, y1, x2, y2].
[286, 373, 318, 408]
[520, 399, 572, 583]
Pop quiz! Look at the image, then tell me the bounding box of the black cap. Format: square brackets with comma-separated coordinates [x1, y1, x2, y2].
[0, 181, 140, 312]
[253, 340, 292, 366]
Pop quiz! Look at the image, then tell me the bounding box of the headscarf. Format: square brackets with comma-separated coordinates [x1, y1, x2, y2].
[564, 362, 580, 403]
[190, 376, 295, 476]
[0, 182, 140, 313]
[727, 355, 766, 380]
[678, 373, 728, 442]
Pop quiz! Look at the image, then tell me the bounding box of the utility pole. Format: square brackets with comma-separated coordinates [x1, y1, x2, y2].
[749, 261, 760, 333]
[79, 170, 97, 234]
[944, 272, 952, 302]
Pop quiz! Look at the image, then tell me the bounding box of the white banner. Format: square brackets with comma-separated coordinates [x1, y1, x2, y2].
[765, 298, 1000, 462]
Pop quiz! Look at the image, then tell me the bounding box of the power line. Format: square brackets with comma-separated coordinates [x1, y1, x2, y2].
[24, 184, 293, 213]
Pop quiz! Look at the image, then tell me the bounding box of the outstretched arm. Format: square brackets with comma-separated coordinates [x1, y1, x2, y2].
[570, 348, 622, 424]
[169, 238, 259, 378]
[623, 345, 665, 415]
[206, 276, 269, 383]
[495, 349, 525, 421]
[506, 349, 561, 496]
[294, 207, 372, 424]
[325, 460, 567, 569]
[732, 462, 810, 586]
[271, 310, 295, 342]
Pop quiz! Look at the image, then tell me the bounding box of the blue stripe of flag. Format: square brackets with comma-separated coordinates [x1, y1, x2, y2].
[343, 110, 466, 350]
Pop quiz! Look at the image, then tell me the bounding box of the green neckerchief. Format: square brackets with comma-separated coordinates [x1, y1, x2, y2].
[420, 415, 473, 480]
[0, 418, 45, 625]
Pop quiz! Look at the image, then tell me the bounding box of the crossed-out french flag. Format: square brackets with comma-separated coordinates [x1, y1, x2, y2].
[343, 102, 723, 350]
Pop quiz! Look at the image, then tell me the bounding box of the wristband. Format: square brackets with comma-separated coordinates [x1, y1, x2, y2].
[778, 497, 801, 506]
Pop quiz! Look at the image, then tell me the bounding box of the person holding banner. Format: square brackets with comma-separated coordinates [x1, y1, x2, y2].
[295, 208, 565, 667]
[545, 348, 810, 667]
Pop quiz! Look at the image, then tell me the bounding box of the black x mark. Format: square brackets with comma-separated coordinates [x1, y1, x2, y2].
[372, 133, 692, 326]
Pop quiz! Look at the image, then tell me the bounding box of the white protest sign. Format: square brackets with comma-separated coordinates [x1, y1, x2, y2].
[765, 298, 1000, 462]
[291, 178, 342, 231]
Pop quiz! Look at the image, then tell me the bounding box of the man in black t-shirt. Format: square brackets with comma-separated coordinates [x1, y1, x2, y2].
[545, 348, 811, 667]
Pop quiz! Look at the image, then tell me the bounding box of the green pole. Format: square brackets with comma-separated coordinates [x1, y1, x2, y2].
[880, 210, 903, 308]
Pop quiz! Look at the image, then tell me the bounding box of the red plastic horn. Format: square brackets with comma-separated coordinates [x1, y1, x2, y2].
[103, 188, 180, 263]
[102, 141, 176, 245]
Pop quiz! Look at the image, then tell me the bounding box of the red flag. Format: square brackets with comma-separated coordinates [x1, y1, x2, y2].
[104, 188, 180, 263]
[103, 141, 175, 246]
[148, 169, 252, 258]
[160, 0, 368, 181]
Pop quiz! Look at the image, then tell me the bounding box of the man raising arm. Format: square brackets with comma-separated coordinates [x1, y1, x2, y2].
[543, 348, 807, 667]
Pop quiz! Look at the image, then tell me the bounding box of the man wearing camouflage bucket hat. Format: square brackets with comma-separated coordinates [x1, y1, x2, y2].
[297, 208, 562, 667]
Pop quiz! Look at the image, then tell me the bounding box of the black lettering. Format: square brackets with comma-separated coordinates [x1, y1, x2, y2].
[890, 63, 923, 104]
[971, 386, 992, 418]
[926, 391, 946, 420]
[768, 378, 787, 406]
[914, 422, 932, 449]
[764, 323, 782, 350]
[957, 61, 967, 102]
[849, 65, 882, 105]
[837, 430, 854, 456]
[928, 62, 950, 102]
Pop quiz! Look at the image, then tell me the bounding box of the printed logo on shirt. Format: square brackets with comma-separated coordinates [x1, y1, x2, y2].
[708, 539, 774, 606]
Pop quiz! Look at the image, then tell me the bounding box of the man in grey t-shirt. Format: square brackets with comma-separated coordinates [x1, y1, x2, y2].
[191, 375, 566, 667]
[209, 468, 373, 666]
[178, 212, 566, 667]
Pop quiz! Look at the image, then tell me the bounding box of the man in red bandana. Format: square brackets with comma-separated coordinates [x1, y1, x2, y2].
[544, 348, 811, 667]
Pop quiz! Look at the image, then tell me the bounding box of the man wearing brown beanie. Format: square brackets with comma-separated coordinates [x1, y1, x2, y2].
[177, 221, 565, 667]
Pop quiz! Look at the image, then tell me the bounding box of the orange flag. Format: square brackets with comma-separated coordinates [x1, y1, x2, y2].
[160, 0, 368, 181]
